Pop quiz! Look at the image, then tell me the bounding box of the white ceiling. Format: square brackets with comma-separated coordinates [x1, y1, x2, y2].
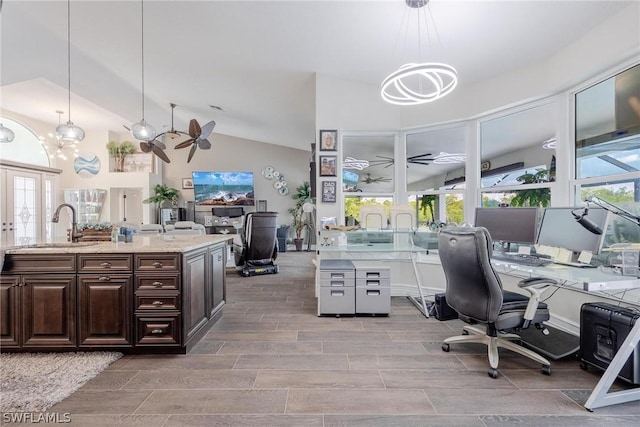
[0, 0, 634, 152]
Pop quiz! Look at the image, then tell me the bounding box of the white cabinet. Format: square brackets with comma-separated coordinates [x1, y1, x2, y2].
[63, 189, 107, 224]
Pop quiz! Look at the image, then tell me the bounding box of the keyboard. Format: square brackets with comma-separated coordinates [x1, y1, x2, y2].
[491, 252, 552, 267]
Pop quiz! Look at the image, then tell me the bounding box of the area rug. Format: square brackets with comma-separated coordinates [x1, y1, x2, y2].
[0, 351, 122, 412]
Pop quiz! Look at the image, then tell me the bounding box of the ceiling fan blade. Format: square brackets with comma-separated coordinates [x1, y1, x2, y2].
[122, 124, 131, 131]
[200, 120, 216, 138]
[187, 144, 197, 163]
[152, 146, 171, 164]
[139, 141, 152, 153]
[197, 138, 211, 150]
[188, 119, 202, 138]
[174, 139, 194, 149]
[151, 138, 166, 149]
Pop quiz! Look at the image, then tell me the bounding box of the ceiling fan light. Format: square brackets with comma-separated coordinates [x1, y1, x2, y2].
[55, 120, 85, 142]
[0, 124, 16, 143]
[131, 119, 157, 141]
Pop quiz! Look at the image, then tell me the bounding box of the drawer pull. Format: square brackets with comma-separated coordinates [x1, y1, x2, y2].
[152, 261, 163, 268]
[366, 290, 381, 296]
[366, 272, 381, 278]
[152, 301, 164, 306]
[330, 281, 345, 287]
[152, 281, 163, 288]
[151, 329, 165, 334]
[330, 273, 345, 279]
[99, 276, 111, 282]
[100, 262, 112, 268]
[366, 280, 380, 286]
[331, 290, 345, 296]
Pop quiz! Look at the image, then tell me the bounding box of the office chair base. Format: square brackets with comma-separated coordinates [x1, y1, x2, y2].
[239, 264, 279, 277]
[443, 330, 551, 378]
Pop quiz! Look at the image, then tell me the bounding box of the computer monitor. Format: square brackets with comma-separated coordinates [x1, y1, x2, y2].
[474, 207, 539, 245]
[536, 207, 609, 254]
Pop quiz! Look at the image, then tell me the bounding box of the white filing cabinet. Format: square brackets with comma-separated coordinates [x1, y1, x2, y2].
[353, 261, 391, 315]
[318, 259, 355, 315]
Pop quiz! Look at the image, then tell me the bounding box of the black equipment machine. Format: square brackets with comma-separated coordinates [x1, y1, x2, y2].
[580, 302, 640, 385]
[233, 212, 279, 277]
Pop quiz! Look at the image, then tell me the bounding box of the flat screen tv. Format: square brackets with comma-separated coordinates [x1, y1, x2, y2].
[192, 171, 255, 206]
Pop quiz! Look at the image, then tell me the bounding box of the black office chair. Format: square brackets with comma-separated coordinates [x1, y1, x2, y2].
[233, 212, 279, 277]
[438, 226, 555, 378]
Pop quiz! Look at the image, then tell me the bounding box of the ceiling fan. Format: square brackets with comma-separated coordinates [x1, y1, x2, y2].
[122, 124, 171, 164]
[174, 118, 216, 163]
[361, 173, 391, 184]
[368, 153, 436, 168]
[159, 103, 188, 141]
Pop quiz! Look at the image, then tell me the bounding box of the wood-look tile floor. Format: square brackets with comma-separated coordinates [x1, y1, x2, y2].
[49, 252, 640, 426]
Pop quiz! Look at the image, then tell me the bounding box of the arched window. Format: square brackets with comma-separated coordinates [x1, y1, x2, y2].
[0, 117, 50, 167]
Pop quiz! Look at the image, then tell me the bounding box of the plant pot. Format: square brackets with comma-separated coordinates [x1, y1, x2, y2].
[294, 238, 304, 251]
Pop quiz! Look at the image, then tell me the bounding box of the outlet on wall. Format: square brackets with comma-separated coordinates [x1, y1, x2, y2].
[204, 215, 214, 226]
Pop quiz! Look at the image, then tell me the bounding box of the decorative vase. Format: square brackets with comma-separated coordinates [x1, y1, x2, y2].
[294, 238, 304, 251]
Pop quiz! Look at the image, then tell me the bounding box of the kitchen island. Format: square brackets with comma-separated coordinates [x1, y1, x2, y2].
[0, 234, 231, 353]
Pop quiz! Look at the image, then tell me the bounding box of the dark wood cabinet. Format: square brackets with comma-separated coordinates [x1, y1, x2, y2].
[2, 239, 227, 353]
[21, 274, 77, 348]
[1, 266, 76, 349]
[134, 254, 181, 347]
[78, 274, 132, 347]
[208, 244, 226, 317]
[0, 275, 21, 347]
[182, 247, 208, 343]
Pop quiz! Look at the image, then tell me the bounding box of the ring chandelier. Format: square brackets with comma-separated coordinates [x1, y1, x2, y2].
[381, 0, 458, 106]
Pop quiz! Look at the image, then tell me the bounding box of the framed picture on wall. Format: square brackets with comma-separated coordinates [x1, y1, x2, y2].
[319, 129, 338, 151]
[319, 155, 337, 176]
[182, 178, 194, 189]
[257, 200, 267, 212]
[321, 181, 337, 203]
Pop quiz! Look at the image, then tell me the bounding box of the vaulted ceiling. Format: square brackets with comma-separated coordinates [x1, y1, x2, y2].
[0, 0, 635, 152]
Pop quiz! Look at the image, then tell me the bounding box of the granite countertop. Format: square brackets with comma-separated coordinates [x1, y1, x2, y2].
[2, 234, 233, 255]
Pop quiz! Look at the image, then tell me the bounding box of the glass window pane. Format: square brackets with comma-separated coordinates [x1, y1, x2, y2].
[409, 194, 465, 228]
[344, 196, 393, 227]
[575, 64, 640, 180]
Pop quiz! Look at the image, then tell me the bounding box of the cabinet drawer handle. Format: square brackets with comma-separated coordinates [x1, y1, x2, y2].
[152, 301, 164, 306]
[151, 329, 165, 334]
[99, 276, 111, 281]
[152, 281, 163, 288]
[152, 261, 163, 268]
[100, 262, 112, 268]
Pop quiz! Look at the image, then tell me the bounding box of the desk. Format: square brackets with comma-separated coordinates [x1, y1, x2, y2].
[317, 230, 437, 317]
[492, 259, 640, 410]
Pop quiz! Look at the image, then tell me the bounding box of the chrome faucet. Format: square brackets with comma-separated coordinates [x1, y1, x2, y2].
[52, 203, 83, 243]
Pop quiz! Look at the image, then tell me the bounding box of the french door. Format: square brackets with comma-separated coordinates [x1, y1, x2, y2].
[1, 166, 56, 246]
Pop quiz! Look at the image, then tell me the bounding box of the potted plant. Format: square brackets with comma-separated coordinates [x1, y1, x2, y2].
[510, 169, 551, 207]
[106, 141, 137, 172]
[288, 181, 311, 251]
[143, 184, 180, 223]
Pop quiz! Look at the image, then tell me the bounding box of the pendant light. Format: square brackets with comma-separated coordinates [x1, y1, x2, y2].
[381, 0, 458, 106]
[130, 0, 156, 141]
[0, 123, 15, 143]
[55, 0, 85, 142]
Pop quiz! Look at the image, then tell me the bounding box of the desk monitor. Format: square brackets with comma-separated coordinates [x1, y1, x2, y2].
[474, 207, 539, 244]
[536, 207, 609, 254]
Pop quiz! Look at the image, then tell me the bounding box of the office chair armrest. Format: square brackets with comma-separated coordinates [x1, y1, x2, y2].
[517, 277, 558, 323]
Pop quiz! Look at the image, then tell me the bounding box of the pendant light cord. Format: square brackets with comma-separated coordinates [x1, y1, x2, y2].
[141, 0, 145, 121]
[67, 0, 71, 122]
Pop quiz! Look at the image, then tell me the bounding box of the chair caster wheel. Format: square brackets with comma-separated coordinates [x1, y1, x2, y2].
[541, 365, 551, 376]
[441, 343, 450, 352]
[488, 368, 499, 379]
[580, 362, 588, 371]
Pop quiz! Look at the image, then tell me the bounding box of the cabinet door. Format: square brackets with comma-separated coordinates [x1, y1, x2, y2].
[78, 274, 132, 347]
[22, 274, 76, 348]
[182, 248, 208, 342]
[208, 244, 226, 317]
[0, 275, 20, 347]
